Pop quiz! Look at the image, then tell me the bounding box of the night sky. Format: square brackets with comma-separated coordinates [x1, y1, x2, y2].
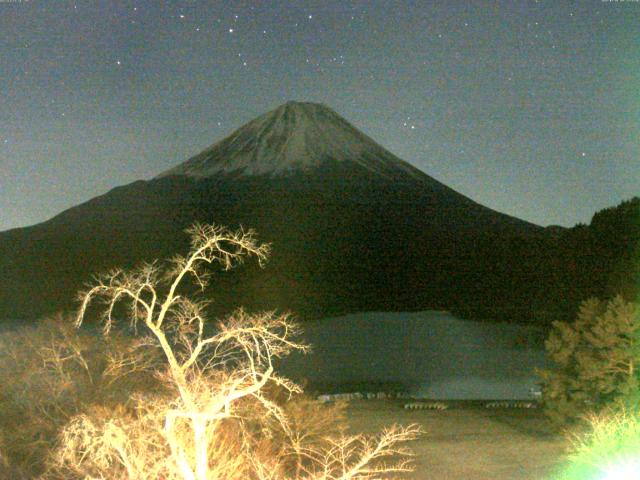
[1, 0, 638, 232]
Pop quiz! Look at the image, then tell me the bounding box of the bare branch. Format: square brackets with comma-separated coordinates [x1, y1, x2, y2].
[63, 223, 420, 480]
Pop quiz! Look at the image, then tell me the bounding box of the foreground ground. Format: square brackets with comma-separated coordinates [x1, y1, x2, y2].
[344, 400, 568, 480]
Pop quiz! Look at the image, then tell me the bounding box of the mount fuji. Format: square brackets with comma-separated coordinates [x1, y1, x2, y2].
[0, 101, 548, 323]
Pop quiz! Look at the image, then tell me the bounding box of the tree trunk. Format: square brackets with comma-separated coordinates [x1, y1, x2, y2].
[193, 418, 209, 480]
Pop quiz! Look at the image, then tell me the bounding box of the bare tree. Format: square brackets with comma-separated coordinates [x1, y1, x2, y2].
[54, 223, 420, 480]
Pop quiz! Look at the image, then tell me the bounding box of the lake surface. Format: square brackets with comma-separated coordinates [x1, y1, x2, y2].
[279, 311, 548, 400]
[0, 311, 549, 400]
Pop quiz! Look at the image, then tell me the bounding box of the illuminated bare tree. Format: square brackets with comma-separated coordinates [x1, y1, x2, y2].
[59, 223, 420, 480]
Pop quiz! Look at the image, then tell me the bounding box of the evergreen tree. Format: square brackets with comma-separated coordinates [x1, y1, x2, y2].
[538, 296, 640, 426]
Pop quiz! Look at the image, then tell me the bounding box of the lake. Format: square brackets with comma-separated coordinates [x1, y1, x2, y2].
[279, 311, 548, 400]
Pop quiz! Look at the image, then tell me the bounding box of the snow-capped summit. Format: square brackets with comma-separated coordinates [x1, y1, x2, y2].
[156, 101, 424, 180]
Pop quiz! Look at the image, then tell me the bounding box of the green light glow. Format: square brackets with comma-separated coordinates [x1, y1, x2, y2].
[555, 455, 640, 480]
[553, 408, 640, 480]
[602, 459, 640, 480]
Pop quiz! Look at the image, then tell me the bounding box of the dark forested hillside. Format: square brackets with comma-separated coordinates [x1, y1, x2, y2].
[449, 197, 640, 326]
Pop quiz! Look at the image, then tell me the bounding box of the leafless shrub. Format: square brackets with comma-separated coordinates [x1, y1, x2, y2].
[295, 424, 422, 480]
[0, 313, 164, 477]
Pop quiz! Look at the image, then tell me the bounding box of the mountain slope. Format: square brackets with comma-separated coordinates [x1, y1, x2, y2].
[0, 102, 547, 323]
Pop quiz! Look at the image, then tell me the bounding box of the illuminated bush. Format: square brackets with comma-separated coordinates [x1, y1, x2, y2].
[0, 314, 162, 477]
[555, 407, 640, 480]
[538, 296, 640, 426]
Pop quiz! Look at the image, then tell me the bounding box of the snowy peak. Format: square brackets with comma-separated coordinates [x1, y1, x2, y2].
[156, 101, 425, 180]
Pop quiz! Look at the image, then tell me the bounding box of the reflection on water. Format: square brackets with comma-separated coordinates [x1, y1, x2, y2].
[279, 311, 547, 400]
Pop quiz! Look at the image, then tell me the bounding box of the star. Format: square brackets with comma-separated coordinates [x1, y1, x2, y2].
[116, 60, 122, 65]
[228, 28, 234, 33]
